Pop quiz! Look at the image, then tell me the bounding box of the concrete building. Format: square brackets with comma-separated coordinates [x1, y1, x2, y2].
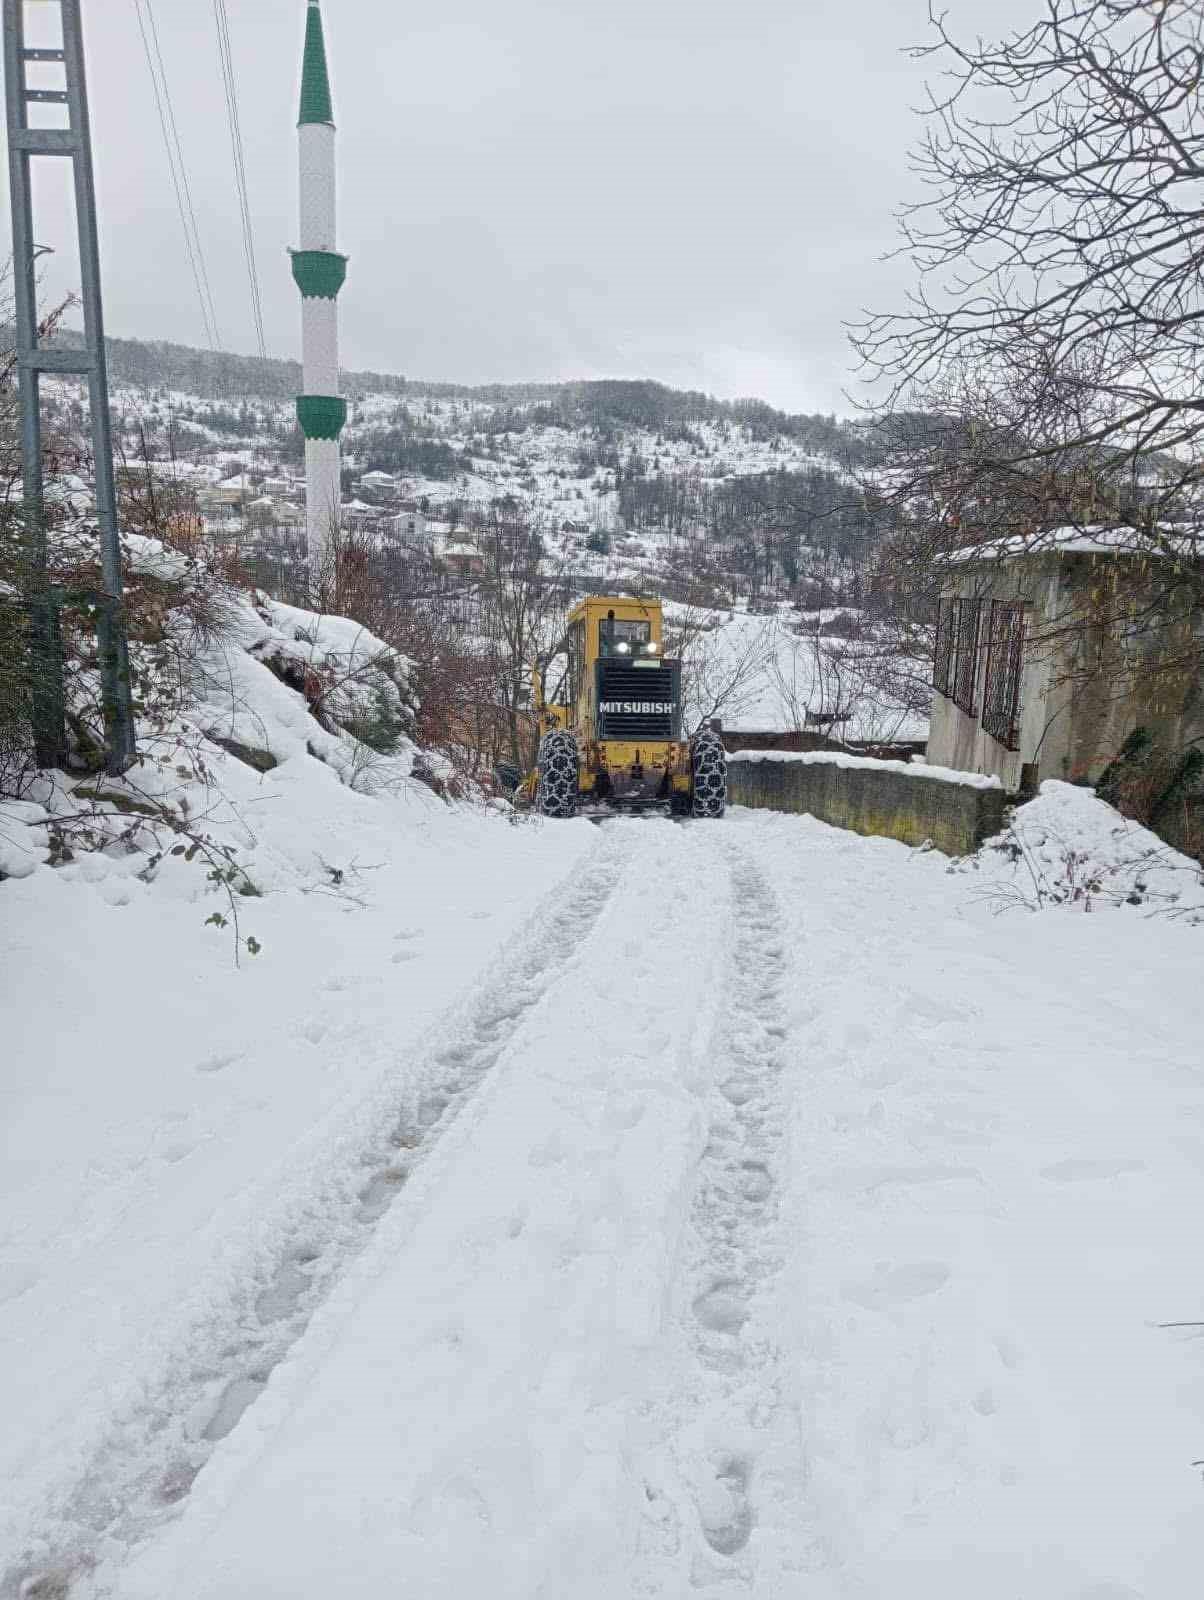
[213, 473, 254, 507]
[926, 529, 1204, 792]
[389, 509, 429, 553]
[439, 540, 486, 579]
[356, 470, 397, 499]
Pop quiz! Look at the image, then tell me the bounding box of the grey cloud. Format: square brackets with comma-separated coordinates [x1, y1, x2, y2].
[2, 0, 1027, 411]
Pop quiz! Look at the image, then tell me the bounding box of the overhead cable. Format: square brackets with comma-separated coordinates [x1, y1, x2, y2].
[132, 0, 221, 349]
[212, 0, 268, 359]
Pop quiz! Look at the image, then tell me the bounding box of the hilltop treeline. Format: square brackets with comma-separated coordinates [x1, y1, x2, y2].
[26, 332, 869, 461]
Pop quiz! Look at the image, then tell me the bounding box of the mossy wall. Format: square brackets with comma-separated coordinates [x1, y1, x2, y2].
[728, 757, 1007, 856]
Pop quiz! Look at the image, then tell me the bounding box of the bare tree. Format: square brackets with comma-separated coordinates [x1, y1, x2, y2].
[851, 0, 1204, 588]
[475, 504, 574, 770]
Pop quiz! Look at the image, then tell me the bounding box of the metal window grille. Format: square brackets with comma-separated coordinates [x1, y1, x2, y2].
[982, 600, 1025, 750]
[951, 598, 981, 715]
[933, 596, 955, 696]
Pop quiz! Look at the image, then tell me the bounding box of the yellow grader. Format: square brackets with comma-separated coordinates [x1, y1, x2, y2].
[513, 595, 726, 819]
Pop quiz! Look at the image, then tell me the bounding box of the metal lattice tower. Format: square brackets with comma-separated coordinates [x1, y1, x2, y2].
[292, 0, 347, 596]
[3, 0, 136, 772]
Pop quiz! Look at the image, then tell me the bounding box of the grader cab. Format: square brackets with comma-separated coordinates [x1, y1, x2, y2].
[515, 595, 726, 819]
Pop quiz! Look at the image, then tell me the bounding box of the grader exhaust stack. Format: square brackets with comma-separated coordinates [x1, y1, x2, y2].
[516, 595, 726, 819]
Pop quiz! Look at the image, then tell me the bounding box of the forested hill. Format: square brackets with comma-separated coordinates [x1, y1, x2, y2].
[33, 329, 867, 464]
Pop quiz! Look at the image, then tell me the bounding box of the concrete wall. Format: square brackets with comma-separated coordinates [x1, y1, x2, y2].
[728, 755, 1007, 856]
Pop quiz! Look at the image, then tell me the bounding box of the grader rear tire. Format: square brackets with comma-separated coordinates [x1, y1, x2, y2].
[537, 730, 579, 818]
[690, 730, 727, 819]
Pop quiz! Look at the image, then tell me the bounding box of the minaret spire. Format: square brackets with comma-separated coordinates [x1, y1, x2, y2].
[298, 0, 333, 126]
[292, 0, 346, 595]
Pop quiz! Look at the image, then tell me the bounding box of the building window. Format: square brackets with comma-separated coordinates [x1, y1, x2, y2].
[934, 597, 955, 698]
[933, 596, 982, 715]
[982, 600, 1025, 750]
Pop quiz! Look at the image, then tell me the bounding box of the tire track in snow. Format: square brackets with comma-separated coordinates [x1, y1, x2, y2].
[2, 829, 636, 1600]
[642, 839, 795, 1593]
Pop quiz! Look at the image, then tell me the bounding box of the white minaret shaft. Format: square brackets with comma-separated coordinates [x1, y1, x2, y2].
[292, 0, 346, 595]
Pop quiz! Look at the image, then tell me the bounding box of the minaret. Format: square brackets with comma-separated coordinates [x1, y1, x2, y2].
[292, 0, 346, 594]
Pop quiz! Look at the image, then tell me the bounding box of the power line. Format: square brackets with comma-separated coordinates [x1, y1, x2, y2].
[144, 1, 222, 347]
[212, 0, 267, 359]
[131, 0, 221, 350]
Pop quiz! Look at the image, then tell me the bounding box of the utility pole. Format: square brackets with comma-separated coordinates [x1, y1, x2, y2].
[3, 0, 137, 773]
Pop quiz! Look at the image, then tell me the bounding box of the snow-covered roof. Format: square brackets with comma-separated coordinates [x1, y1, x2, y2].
[943, 526, 1204, 564]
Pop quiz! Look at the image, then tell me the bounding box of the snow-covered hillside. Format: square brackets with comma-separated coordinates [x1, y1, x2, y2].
[34, 365, 874, 614]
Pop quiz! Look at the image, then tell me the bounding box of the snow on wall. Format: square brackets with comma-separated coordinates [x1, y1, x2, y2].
[733, 749, 1002, 789]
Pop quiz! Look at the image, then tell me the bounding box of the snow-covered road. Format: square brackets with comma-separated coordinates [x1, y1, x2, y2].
[6, 809, 1204, 1598]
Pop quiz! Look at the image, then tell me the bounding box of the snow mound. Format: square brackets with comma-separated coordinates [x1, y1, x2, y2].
[1, 529, 435, 907]
[965, 780, 1204, 918]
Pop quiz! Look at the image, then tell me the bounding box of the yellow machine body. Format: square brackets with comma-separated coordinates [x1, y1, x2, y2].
[519, 595, 693, 812]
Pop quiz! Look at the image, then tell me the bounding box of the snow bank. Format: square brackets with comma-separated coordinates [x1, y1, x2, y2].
[966, 779, 1204, 918]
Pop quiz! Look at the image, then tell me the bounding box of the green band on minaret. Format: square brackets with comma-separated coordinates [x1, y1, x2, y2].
[297, 395, 347, 439]
[291, 250, 347, 299]
[298, 1, 334, 125]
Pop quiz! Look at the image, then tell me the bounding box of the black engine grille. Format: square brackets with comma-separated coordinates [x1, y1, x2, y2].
[595, 660, 681, 741]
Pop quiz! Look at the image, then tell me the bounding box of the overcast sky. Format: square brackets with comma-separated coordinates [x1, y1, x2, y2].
[1, 0, 1016, 413]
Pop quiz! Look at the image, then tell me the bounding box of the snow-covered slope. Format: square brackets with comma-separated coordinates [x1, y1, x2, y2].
[676, 608, 928, 744]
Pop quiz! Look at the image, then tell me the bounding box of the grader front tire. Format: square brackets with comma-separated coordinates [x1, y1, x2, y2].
[537, 730, 579, 819]
[690, 730, 727, 819]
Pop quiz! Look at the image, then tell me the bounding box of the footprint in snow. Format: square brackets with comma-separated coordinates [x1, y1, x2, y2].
[0, 1260, 43, 1305]
[698, 1456, 754, 1556]
[322, 973, 382, 993]
[841, 1261, 950, 1310]
[993, 1333, 1023, 1370]
[203, 1374, 268, 1443]
[393, 927, 423, 941]
[391, 950, 420, 964]
[693, 1279, 749, 1333]
[160, 1140, 197, 1165]
[195, 1050, 245, 1075]
[1040, 1158, 1145, 1183]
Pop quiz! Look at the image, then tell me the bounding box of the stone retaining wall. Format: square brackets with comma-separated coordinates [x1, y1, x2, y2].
[727, 754, 1008, 856]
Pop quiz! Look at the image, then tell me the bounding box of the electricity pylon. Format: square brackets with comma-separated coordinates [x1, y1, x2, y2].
[3, 0, 136, 772]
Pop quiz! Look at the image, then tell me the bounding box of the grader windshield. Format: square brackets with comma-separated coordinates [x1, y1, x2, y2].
[599, 618, 652, 656]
